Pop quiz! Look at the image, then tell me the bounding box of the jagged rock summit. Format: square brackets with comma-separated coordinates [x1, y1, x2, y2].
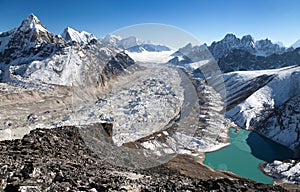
[0, 14, 65, 65]
[19, 13, 47, 33]
[209, 33, 287, 59]
[61, 27, 97, 45]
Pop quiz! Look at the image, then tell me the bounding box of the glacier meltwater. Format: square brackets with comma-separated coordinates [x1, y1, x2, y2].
[204, 128, 294, 184]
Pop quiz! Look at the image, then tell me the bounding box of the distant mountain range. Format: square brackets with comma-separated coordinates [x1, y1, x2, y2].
[2, 14, 300, 75]
[168, 34, 300, 73]
[209, 34, 288, 59]
[51, 22, 300, 74]
[102, 34, 170, 52]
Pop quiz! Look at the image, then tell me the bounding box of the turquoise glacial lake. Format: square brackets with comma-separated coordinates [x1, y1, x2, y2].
[204, 128, 294, 184]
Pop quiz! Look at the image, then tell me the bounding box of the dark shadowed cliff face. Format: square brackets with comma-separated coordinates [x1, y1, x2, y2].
[0, 126, 287, 192]
[218, 48, 300, 73]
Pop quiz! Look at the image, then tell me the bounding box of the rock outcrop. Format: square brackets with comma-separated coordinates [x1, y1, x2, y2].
[263, 160, 300, 186]
[0, 126, 287, 191]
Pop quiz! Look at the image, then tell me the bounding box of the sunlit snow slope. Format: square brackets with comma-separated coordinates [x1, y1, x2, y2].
[225, 65, 300, 149]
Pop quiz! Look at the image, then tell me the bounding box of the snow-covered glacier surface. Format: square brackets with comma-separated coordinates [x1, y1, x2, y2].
[73, 63, 184, 146]
[74, 62, 229, 150]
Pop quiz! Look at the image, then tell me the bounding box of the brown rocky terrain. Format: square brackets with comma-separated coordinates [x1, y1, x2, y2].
[0, 125, 289, 192]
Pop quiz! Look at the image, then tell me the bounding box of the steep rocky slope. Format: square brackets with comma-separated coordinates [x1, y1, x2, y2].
[218, 48, 300, 72]
[225, 66, 300, 150]
[255, 95, 300, 149]
[0, 14, 66, 66]
[0, 126, 287, 192]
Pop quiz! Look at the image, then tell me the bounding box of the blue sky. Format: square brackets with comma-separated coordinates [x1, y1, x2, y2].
[1, 0, 299, 47]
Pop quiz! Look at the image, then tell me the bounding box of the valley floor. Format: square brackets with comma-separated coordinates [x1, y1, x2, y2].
[1, 61, 298, 190]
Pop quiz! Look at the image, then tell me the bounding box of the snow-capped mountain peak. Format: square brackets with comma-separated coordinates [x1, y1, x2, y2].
[223, 33, 238, 41]
[0, 14, 66, 65]
[102, 34, 122, 47]
[209, 34, 287, 59]
[61, 27, 97, 45]
[102, 34, 172, 57]
[179, 43, 193, 51]
[167, 43, 214, 70]
[102, 35, 149, 50]
[241, 35, 255, 48]
[118, 36, 142, 49]
[241, 34, 254, 42]
[209, 34, 252, 59]
[19, 13, 48, 33]
[0, 13, 136, 88]
[11, 13, 62, 46]
[291, 39, 300, 49]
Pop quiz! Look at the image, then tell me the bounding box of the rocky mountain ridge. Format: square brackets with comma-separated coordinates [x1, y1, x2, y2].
[168, 36, 299, 73]
[0, 14, 135, 87]
[61, 27, 97, 46]
[218, 47, 300, 72]
[209, 33, 288, 60]
[0, 14, 66, 66]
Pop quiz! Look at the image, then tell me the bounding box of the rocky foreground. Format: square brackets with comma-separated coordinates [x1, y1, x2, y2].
[0, 126, 289, 192]
[263, 160, 300, 186]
